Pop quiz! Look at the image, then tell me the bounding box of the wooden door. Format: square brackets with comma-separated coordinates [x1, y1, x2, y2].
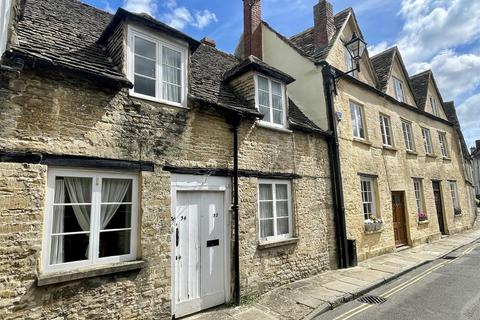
[392, 192, 408, 246]
[432, 181, 446, 235]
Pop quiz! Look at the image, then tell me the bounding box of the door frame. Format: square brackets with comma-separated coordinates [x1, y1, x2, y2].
[170, 174, 232, 317]
[391, 191, 409, 247]
[432, 180, 447, 235]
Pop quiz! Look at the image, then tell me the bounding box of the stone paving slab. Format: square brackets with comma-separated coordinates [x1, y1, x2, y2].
[183, 228, 480, 320]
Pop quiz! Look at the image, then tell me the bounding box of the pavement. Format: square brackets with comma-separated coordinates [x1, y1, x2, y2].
[183, 227, 480, 320]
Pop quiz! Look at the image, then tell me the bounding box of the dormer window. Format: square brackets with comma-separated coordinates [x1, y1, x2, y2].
[255, 75, 286, 127]
[127, 26, 187, 107]
[393, 77, 405, 102]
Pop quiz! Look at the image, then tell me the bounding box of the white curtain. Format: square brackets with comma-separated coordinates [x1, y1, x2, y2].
[162, 46, 182, 103]
[101, 179, 131, 229]
[50, 179, 65, 264]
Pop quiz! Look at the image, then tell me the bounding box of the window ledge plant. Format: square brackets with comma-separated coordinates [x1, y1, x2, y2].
[365, 215, 383, 232]
[418, 211, 428, 223]
[454, 208, 462, 216]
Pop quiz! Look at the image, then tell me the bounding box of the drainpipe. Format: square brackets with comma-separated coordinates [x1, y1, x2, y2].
[226, 113, 242, 305]
[321, 63, 350, 269]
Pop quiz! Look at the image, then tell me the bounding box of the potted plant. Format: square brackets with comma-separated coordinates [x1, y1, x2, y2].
[364, 219, 376, 232]
[365, 215, 383, 232]
[454, 208, 462, 216]
[418, 211, 428, 222]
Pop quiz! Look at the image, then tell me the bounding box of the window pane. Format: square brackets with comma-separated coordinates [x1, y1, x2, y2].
[99, 230, 131, 258]
[259, 106, 271, 122]
[259, 202, 273, 218]
[260, 219, 274, 238]
[276, 200, 288, 217]
[101, 179, 132, 203]
[276, 184, 288, 200]
[52, 205, 91, 233]
[134, 75, 156, 97]
[259, 91, 270, 107]
[163, 83, 182, 103]
[135, 37, 156, 59]
[162, 46, 181, 68]
[273, 110, 283, 125]
[259, 184, 273, 200]
[163, 65, 181, 85]
[271, 81, 282, 96]
[50, 233, 89, 264]
[258, 76, 269, 92]
[272, 94, 282, 110]
[101, 204, 132, 230]
[55, 177, 92, 204]
[134, 55, 156, 78]
[277, 217, 289, 235]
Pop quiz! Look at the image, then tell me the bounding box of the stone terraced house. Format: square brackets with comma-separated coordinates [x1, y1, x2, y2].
[252, 0, 478, 261]
[0, 0, 340, 318]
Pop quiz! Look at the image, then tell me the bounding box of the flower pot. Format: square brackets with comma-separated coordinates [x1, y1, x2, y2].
[365, 223, 376, 232]
[374, 222, 383, 231]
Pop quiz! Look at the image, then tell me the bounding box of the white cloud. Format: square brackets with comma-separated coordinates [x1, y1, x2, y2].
[368, 41, 389, 57]
[123, 0, 157, 16]
[457, 94, 480, 148]
[103, 1, 115, 14]
[193, 10, 218, 29]
[161, 3, 218, 30]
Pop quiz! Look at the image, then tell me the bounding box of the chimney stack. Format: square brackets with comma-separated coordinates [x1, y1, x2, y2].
[313, 0, 335, 52]
[243, 0, 262, 59]
[201, 37, 216, 47]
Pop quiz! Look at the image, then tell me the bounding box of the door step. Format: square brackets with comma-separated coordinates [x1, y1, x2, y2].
[395, 245, 411, 251]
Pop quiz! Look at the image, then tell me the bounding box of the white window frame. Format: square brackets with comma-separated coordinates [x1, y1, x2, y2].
[350, 101, 366, 140]
[393, 76, 405, 102]
[257, 179, 293, 242]
[360, 176, 377, 221]
[413, 179, 424, 214]
[255, 74, 287, 128]
[42, 168, 139, 273]
[438, 132, 449, 158]
[449, 181, 459, 210]
[430, 96, 439, 116]
[0, 0, 12, 56]
[402, 120, 415, 152]
[127, 25, 188, 108]
[379, 113, 393, 147]
[421, 127, 433, 155]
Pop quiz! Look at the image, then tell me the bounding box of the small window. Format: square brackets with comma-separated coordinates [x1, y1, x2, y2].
[43, 169, 138, 272]
[256, 75, 286, 127]
[128, 27, 187, 106]
[438, 132, 449, 158]
[402, 120, 415, 151]
[421, 128, 433, 155]
[430, 96, 439, 116]
[360, 176, 377, 221]
[449, 181, 459, 210]
[344, 46, 357, 78]
[350, 102, 366, 139]
[413, 179, 424, 214]
[393, 77, 405, 102]
[379, 114, 393, 147]
[257, 180, 292, 242]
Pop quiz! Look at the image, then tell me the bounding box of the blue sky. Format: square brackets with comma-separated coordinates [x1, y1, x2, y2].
[86, 0, 479, 150]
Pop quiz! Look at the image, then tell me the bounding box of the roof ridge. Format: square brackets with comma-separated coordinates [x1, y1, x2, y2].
[370, 46, 397, 59]
[410, 69, 431, 78]
[77, 0, 113, 17]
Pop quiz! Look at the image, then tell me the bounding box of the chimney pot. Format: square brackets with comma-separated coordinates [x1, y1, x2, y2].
[313, 0, 335, 52]
[243, 0, 263, 59]
[201, 37, 216, 47]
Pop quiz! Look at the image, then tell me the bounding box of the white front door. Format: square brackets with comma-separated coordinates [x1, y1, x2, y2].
[174, 191, 226, 317]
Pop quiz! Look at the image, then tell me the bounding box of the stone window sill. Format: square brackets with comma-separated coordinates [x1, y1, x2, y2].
[382, 145, 398, 152]
[406, 150, 418, 156]
[353, 138, 372, 147]
[256, 121, 293, 133]
[442, 156, 452, 161]
[426, 154, 437, 159]
[454, 214, 463, 218]
[258, 238, 299, 249]
[37, 260, 145, 286]
[418, 220, 429, 225]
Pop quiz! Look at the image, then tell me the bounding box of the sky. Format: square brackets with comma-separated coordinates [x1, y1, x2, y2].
[84, 0, 480, 150]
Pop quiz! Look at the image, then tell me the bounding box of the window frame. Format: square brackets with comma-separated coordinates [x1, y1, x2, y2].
[430, 96, 439, 116]
[393, 76, 405, 102]
[421, 127, 433, 155]
[350, 101, 366, 140]
[438, 132, 449, 158]
[255, 74, 287, 128]
[360, 176, 377, 221]
[343, 46, 357, 78]
[127, 25, 188, 108]
[0, 0, 11, 56]
[401, 120, 415, 152]
[257, 179, 293, 243]
[379, 113, 394, 147]
[413, 179, 424, 214]
[42, 168, 139, 273]
[449, 180, 460, 210]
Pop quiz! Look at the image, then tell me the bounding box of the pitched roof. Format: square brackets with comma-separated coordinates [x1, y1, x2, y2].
[371, 47, 396, 92]
[288, 98, 327, 135]
[443, 101, 471, 159]
[290, 8, 352, 62]
[409, 70, 431, 110]
[223, 55, 295, 84]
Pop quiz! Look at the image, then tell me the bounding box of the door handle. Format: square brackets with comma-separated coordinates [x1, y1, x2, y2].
[176, 227, 179, 247]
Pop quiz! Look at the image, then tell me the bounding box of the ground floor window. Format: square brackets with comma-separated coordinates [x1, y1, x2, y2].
[449, 180, 460, 211]
[257, 179, 293, 242]
[44, 168, 138, 272]
[360, 176, 377, 221]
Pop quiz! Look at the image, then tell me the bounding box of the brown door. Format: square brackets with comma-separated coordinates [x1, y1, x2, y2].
[392, 192, 408, 246]
[432, 181, 446, 235]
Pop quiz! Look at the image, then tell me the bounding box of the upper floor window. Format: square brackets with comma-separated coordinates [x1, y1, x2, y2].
[438, 132, 449, 158]
[430, 96, 439, 116]
[344, 46, 357, 78]
[43, 169, 138, 273]
[379, 114, 393, 147]
[128, 27, 187, 107]
[393, 77, 405, 102]
[449, 181, 459, 210]
[360, 176, 377, 221]
[421, 127, 433, 155]
[402, 120, 415, 152]
[257, 180, 293, 242]
[413, 179, 425, 214]
[350, 101, 366, 139]
[256, 75, 286, 127]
